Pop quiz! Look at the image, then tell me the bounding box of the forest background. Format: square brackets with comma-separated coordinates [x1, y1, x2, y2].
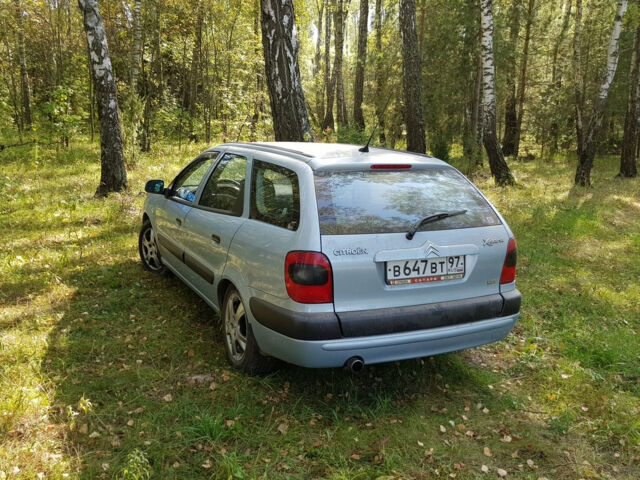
[1, 0, 640, 479]
[1, 0, 639, 187]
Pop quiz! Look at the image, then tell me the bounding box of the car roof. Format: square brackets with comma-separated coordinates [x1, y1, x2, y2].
[213, 142, 449, 171]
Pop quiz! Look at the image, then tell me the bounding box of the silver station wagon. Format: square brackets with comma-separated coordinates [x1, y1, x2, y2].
[139, 142, 521, 373]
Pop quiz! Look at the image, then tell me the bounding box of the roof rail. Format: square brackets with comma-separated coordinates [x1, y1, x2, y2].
[222, 142, 315, 159]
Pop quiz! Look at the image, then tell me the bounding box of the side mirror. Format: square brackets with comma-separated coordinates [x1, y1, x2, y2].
[145, 179, 165, 194]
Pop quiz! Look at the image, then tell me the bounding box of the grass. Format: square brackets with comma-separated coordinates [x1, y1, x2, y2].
[0, 138, 639, 479]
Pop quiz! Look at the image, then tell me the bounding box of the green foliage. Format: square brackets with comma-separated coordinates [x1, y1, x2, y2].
[116, 449, 151, 480]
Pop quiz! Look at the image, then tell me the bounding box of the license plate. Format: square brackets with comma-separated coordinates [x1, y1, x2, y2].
[386, 256, 465, 285]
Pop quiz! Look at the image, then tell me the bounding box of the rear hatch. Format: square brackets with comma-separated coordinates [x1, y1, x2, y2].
[314, 165, 510, 333]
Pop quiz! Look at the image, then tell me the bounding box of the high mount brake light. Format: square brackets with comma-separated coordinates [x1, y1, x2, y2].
[285, 251, 333, 303]
[370, 164, 412, 170]
[500, 238, 517, 284]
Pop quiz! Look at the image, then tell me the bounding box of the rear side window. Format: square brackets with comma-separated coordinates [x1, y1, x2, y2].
[251, 160, 300, 231]
[314, 168, 501, 235]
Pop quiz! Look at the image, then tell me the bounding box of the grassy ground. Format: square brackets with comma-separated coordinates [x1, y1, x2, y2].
[0, 139, 639, 479]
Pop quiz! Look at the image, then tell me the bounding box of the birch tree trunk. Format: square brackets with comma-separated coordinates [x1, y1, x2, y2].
[14, 0, 32, 128]
[513, 0, 534, 157]
[480, 0, 515, 186]
[334, 0, 349, 129]
[574, 0, 627, 186]
[261, 0, 314, 141]
[352, 0, 368, 131]
[321, 2, 334, 131]
[131, 0, 142, 94]
[399, 0, 426, 153]
[501, 0, 520, 157]
[79, 0, 127, 196]
[619, 17, 639, 178]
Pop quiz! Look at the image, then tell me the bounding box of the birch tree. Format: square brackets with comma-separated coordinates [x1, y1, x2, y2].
[399, 0, 426, 153]
[574, 0, 628, 186]
[480, 0, 515, 185]
[619, 14, 639, 178]
[261, 0, 314, 141]
[353, 0, 368, 131]
[321, 2, 334, 131]
[79, 0, 127, 196]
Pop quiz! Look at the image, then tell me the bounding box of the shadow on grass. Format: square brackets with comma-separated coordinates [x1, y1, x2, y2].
[39, 250, 529, 477]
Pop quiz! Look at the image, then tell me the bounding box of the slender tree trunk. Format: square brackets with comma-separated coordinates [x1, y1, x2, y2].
[373, 0, 386, 144]
[513, 0, 534, 157]
[463, 0, 482, 167]
[474, 50, 484, 166]
[574, 0, 628, 186]
[260, 0, 314, 141]
[619, 17, 640, 178]
[131, 0, 142, 94]
[480, 0, 515, 186]
[313, 0, 325, 123]
[79, 0, 127, 195]
[321, 2, 335, 131]
[250, 0, 263, 141]
[549, 0, 572, 155]
[399, 0, 426, 153]
[501, 0, 520, 157]
[334, 0, 349, 129]
[353, 0, 368, 131]
[14, 0, 32, 128]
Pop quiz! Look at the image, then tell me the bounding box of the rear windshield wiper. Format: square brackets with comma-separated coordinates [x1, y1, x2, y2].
[406, 210, 467, 240]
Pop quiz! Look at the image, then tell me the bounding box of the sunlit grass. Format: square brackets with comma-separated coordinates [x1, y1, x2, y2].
[1, 140, 639, 479]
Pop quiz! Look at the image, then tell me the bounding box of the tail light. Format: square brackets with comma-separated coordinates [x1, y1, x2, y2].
[500, 237, 517, 284]
[285, 251, 333, 303]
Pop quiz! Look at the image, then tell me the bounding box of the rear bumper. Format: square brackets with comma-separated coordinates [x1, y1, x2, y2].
[250, 290, 521, 340]
[250, 312, 519, 368]
[249, 290, 521, 368]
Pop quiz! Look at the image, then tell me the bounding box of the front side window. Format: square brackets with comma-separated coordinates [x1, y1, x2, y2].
[199, 153, 248, 215]
[250, 160, 300, 230]
[171, 153, 218, 203]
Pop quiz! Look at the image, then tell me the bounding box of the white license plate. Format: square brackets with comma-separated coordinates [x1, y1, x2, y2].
[386, 256, 465, 285]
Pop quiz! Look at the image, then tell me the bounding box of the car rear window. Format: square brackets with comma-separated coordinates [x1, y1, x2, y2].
[314, 168, 501, 235]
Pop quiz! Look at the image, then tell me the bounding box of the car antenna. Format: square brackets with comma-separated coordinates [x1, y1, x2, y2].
[359, 94, 394, 153]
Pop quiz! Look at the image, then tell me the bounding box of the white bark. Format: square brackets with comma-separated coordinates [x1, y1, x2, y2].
[597, 0, 627, 102]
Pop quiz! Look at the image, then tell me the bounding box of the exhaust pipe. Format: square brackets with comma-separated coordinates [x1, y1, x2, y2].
[345, 356, 365, 373]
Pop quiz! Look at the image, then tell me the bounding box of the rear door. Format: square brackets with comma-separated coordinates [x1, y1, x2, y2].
[315, 166, 510, 313]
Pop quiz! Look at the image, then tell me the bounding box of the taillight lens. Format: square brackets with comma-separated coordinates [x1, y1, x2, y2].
[500, 237, 517, 284]
[285, 251, 333, 303]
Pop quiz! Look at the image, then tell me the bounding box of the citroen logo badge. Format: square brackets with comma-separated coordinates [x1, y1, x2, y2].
[425, 243, 440, 258]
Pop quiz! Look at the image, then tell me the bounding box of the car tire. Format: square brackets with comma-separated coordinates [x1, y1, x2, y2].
[139, 219, 168, 275]
[222, 286, 275, 374]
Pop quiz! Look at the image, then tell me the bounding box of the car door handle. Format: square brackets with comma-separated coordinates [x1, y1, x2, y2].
[175, 218, 182, 226]
[211, 234, 221, 244]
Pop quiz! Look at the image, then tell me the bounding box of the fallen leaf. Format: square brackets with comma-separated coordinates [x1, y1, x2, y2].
[483, 446, 492, 457]
[417, 440, 424, 447]
[187, 349, 195, 357]
[126, 419, 134, 427]
[78, 423, 88, 435]
[481, 465, 489, 473]
[350, 454, 361, 460]
[163, 394, 173, 402]
[172, 462, 180, 468]
[439, 425, 447, 433]
[277, 422, 289, 435]
[497, 468, 507, 477]
[89, 431, 100, 438]
[527, 459, 534, 468]
[312, 440, 323, 447]
[500, 435, 512, 443]
[201, 459, 211, 469]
